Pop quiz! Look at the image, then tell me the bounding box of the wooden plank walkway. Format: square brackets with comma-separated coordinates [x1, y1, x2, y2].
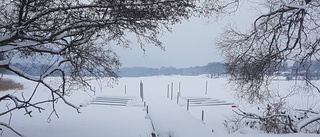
[90, 96, 143, 107]
[178, 97, 234, 107]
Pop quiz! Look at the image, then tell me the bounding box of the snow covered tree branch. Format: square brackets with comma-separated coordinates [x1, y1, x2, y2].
[219, 1, 320, 132]
[0, 0, 239, 136]
[229, 104, 320, 134]
[232, 108, 298, 133]
[219, 0, 320, 103]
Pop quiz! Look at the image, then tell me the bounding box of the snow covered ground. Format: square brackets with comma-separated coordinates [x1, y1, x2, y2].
[0, 75, 319, 137]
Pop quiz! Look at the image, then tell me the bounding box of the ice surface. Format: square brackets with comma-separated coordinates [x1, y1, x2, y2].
[0, 75, 319, 137]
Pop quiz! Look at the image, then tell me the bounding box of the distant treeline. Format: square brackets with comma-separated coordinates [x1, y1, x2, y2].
[7, 60, 320, 79]
[285, 60, 320, 80]
[118, 62, 225, 77]
[1, 62, 226, 78]
[118, 60, 320, 78]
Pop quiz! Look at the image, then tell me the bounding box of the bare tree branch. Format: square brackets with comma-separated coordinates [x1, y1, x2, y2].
[0, 122, 24, 137]
[219, 0, 320, 103]
[219, 1, 320, 132]
[0, 0, 240, 136]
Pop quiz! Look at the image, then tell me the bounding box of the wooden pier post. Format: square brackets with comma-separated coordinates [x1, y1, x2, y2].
[202, 110, 205, 121]
[125, 85, 127, 95]
[140, 81, 144, 102]
[167, 84, 169, 99]
[187, 99, 190, 111]
[171, 82, 173, 100]
[205, 81, 208, 95]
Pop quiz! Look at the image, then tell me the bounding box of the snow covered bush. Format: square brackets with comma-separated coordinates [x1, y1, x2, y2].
[225, 102, 320, 134]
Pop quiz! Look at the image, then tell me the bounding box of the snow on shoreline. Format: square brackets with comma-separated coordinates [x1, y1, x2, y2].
[0, 75, 319, 137]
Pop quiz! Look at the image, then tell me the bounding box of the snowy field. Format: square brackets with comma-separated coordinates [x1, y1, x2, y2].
[0, 75, 319, 137]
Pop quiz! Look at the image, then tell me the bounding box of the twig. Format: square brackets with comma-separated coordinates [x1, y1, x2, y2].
[0, 122, 24, 137]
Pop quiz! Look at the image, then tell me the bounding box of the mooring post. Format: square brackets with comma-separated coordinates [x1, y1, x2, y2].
[176, 92, 180, 104]
[202, 110, 205, 121]
[171, 82, 173, 100]
[125, 85, 127, 95]
[187, 99, 190, 111]
[167, 84, 169, 99]
[140, 81, 144, 102]
[177, 82, 181, 104]
[205, 80, 208, 95]
[146, 105, 149, 114]
[93, 86, 96, 96]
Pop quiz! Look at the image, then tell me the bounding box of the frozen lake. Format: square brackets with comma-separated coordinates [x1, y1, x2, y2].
[0, 75, 319, 137]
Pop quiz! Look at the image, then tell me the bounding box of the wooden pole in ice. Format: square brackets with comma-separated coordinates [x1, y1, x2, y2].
[146, 105, 149, 114]
[125, 85, 127, 95]
[171, 82, 173, 100]
[176, 92, 179, 104]
[187, 99, 190, 111]
[205, 80, 208, 95]
[202, 110, 205, 121]
[140, 81, 144, 102]
[177, 82, 181, 104]
[167, 84, 169, 99]
[94, 86, 96, 96]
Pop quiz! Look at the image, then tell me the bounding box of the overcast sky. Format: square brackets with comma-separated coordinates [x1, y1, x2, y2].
[113, 1, 261, 68]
